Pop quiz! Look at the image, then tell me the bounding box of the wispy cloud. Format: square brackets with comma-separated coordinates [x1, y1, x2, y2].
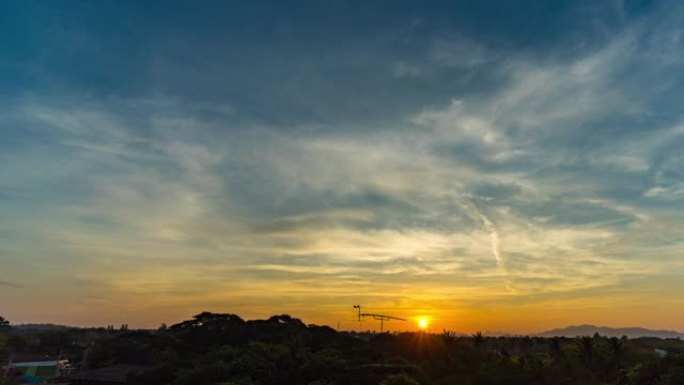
[479, 214, 503, 266]
[1, 1, 683, 331]
[0, 280, 24, 289]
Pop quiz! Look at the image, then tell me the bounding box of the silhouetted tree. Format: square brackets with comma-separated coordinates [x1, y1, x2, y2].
[578, 335, 594, 363]
[301, 348, 347, 383]
[472, 331, 485, 349]
[549, 337, 563, 359]
[7, 311, 684, 385]
[608, 336, 625, 367]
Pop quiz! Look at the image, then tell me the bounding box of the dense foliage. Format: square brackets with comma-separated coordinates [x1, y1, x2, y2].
[2, 313, 684, 385]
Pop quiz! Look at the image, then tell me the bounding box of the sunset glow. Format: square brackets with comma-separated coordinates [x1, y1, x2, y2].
[1, 1, 683, 335]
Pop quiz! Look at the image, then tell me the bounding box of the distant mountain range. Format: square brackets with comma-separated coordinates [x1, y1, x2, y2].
[536, 324, 684, 339]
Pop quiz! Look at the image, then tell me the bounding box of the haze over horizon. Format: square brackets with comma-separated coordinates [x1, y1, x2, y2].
[8, 315, 684, 339]
[1, 1, 684, 334]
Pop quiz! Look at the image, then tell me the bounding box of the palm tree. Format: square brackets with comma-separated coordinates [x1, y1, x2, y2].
[575, 336, 597, 383]
[441, 330, 457, 345]
[608, 336, 624, 374]
[578, 335, 594, 363]
[472, 331, 485, 349]
[549, 337, 563, 359]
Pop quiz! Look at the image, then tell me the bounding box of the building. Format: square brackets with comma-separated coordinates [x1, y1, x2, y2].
[3, 359, 72, 384]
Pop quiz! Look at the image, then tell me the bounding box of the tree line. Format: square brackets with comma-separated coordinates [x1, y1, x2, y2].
[1, 313, 683, 385]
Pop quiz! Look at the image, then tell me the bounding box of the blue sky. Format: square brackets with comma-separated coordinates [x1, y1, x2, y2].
[1, 0, 683, 331]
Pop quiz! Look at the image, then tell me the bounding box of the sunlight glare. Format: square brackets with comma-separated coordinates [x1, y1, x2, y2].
[417, 317, 429, 330]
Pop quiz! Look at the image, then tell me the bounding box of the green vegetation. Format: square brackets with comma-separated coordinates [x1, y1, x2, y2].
[2, 313, 684, 385]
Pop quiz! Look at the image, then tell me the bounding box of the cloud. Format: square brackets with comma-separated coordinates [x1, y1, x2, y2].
[479, 215, 503, 266]
[393, 62, 422, 78]
[0, 280, 24, 288]
[429, 37, 495, 69]
[644, 184, 684, 199]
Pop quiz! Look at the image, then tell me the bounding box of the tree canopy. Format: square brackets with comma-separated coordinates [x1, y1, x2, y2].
[3, 312, 684, 385]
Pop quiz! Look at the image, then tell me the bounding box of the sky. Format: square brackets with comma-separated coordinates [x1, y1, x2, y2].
[1, 0, 683, 333]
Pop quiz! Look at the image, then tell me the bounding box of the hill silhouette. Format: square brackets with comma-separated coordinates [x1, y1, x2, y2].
[537, 324, 684, 339]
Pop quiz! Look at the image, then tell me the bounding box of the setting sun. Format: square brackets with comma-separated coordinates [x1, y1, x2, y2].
[417, 317, 430, 330]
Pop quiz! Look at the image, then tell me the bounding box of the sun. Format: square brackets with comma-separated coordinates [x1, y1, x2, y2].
[417, 317, 429, 330]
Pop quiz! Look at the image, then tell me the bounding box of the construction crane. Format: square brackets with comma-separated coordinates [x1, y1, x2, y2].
[353, 304, 406, 332]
